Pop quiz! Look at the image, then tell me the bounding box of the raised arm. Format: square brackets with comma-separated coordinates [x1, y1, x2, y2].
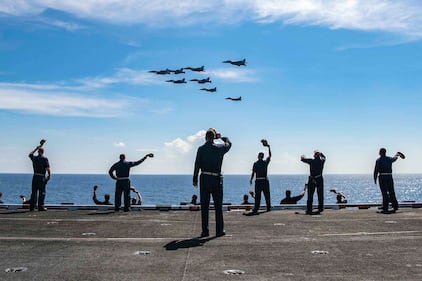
[266, 145, 272, 162]
[221, 136, 232, 153]
[133, 153, 154, 167]
[92, 186, 101, 205]
[301, 155, 312, 164]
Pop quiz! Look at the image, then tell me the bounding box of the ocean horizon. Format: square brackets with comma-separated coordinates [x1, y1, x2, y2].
[1, 173, 421, 206]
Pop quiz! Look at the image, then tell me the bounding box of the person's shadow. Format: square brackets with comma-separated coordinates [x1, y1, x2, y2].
[164, 236, 215, 251]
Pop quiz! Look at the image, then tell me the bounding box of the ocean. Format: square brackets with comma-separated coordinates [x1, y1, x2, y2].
[0, 174, 421, 205]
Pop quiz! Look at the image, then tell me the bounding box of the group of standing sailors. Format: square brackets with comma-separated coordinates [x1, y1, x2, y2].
[25, 132, 403, 238]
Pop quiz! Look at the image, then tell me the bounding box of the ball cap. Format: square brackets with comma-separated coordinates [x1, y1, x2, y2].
[396, 151, 405, 159]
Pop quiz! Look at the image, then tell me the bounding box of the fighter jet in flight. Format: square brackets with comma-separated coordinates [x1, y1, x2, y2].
[149, 69, 171, 75]
[225, 96, 242, 101]
[166, 78, 187, 84]
[184, 65, 205, 72]
[169, 68, 185, 74]
[200, 87, 217, 92]
[190, 77, 211, 84]
[222, 59, 247, 66]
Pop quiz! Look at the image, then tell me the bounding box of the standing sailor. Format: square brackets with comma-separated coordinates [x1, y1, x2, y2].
[28, 139, 51, 211]
[109, 153, 153, 212]
[373, 148, 404, 213]
[249, 139, 272, 213]
[301, 150, 326, 214]
[193, 128, 232, 237]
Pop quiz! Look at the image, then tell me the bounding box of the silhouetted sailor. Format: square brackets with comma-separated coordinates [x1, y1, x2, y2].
[280, 186, 306, 204]
[193, 128, 231, 237]
[330, 188, 347, 204]
[250, 139, 272, 213]
[373, 148, 403, 213]
[92, 185, 112, 205]
[109, 153, 153, 212]
[28, 139, 51, 211]
[301, 150, 326, 214]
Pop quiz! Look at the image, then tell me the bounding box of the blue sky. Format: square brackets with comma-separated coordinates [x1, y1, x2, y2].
[0, 0, 421, 174]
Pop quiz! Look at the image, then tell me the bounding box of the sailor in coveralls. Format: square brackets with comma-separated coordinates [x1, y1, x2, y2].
[193, 129, 231, 237]
[28, 144, 51, 211]
[301, 150, 326, 214]
[109, 153, 153, 212]
[250, 144, 272, 213]
[373, 148, 401, 213]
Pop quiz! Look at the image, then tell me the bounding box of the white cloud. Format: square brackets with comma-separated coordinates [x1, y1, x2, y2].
[149, 107, 174, 115]
[164, 137, 191, 154]
[1, 1, 422, 37]
[41, 18, 84, 31]
[0, 68, 160, 92]
[77, 68, 161, 89]
[187, 130, 206, 142]
[207, 68, 257, 82]
[0, 84, 141, 117]
[164, 130, 206, 154]
[114, 142, 125, 148]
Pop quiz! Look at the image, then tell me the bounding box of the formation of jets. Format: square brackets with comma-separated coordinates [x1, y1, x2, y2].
[149, 58, 247, 101]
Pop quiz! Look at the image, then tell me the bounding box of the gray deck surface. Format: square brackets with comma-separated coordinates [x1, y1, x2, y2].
[1, 207, 421, 281]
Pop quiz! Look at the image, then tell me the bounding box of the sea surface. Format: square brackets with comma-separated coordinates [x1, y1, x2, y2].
[0, 174, 421, 205]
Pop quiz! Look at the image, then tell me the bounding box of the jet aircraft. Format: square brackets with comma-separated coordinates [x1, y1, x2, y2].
[166, 78, 187, 84]
[169, 68, 185, 74]
[200, 87, 217, 92]
[222, 59, 247, 66]
[190, 77, 211, 84]
[225, 96, 242, 101]
[149, 69, 171, 75]
[184, 65, 205, 72]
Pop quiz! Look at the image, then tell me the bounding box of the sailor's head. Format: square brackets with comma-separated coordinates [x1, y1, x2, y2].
[104, 193, 110, 201]
[258, 152, 264, 159]
[119, 154, 126, 160]
[205, 129, 216, 141]
[131, 197, 137, 205]
[243, 194, 249, 202]
[38, 147, 44, 155]
[313, 150, 321, 158]
[285, 190, 291, 197]
[379, 148, 386, 156]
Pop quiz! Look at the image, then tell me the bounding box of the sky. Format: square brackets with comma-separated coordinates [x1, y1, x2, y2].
[0, 0, 421, 175]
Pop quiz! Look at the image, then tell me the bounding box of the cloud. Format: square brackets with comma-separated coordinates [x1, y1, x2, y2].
[0, 83, 141, 117]
[114, 142, 125, 148]
[0, 68, 160, 93]
[149, 107, 174, 115]
[76, 68, 161, 89]
[187, 130, 206, 142]
[164, 130, 206, 154]
[207, 68, 257, 83]
[164, 138, 191, 154]
[1, 1, 422, 38]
